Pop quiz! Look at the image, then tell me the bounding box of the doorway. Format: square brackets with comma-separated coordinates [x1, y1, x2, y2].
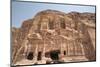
[37, 52, 42, 60]
[50, 50, 60, 60]
[64, 51, 66, 55]
[27, 52, 33, 60]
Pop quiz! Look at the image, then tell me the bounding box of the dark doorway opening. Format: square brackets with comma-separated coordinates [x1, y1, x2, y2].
[50, 50, 60, 60]
[37, 52, 42, 60]
[27, 52, 33, 60]
[64, 51, 66, 55]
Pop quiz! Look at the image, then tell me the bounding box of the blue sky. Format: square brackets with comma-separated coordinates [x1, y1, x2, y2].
[12, 1, 95, 28]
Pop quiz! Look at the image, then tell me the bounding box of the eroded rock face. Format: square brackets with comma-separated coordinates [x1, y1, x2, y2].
[12, 10, 96, 65]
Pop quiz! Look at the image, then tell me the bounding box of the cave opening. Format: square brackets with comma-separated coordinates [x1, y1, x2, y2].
[37, 52, 42, 60]
[50, 50, 60, 60]
[27, 52, 33, 60]
[64, 51, 66, 55]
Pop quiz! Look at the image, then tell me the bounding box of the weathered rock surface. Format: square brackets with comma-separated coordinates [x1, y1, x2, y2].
[12, 9, 96, 65]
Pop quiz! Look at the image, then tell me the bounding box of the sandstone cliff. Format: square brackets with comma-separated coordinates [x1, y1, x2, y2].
[12, 9, 96, 65]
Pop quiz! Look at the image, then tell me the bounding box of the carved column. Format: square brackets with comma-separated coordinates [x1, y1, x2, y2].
[60, 38, 64, 57]
[42, 43, 46, 60]
[23, 39, 28, 59]
[33, 43, 38, 61]
[42, 31, 46, 60]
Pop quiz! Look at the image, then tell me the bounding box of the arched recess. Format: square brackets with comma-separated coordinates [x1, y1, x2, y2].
[27, 52, 34, 60]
